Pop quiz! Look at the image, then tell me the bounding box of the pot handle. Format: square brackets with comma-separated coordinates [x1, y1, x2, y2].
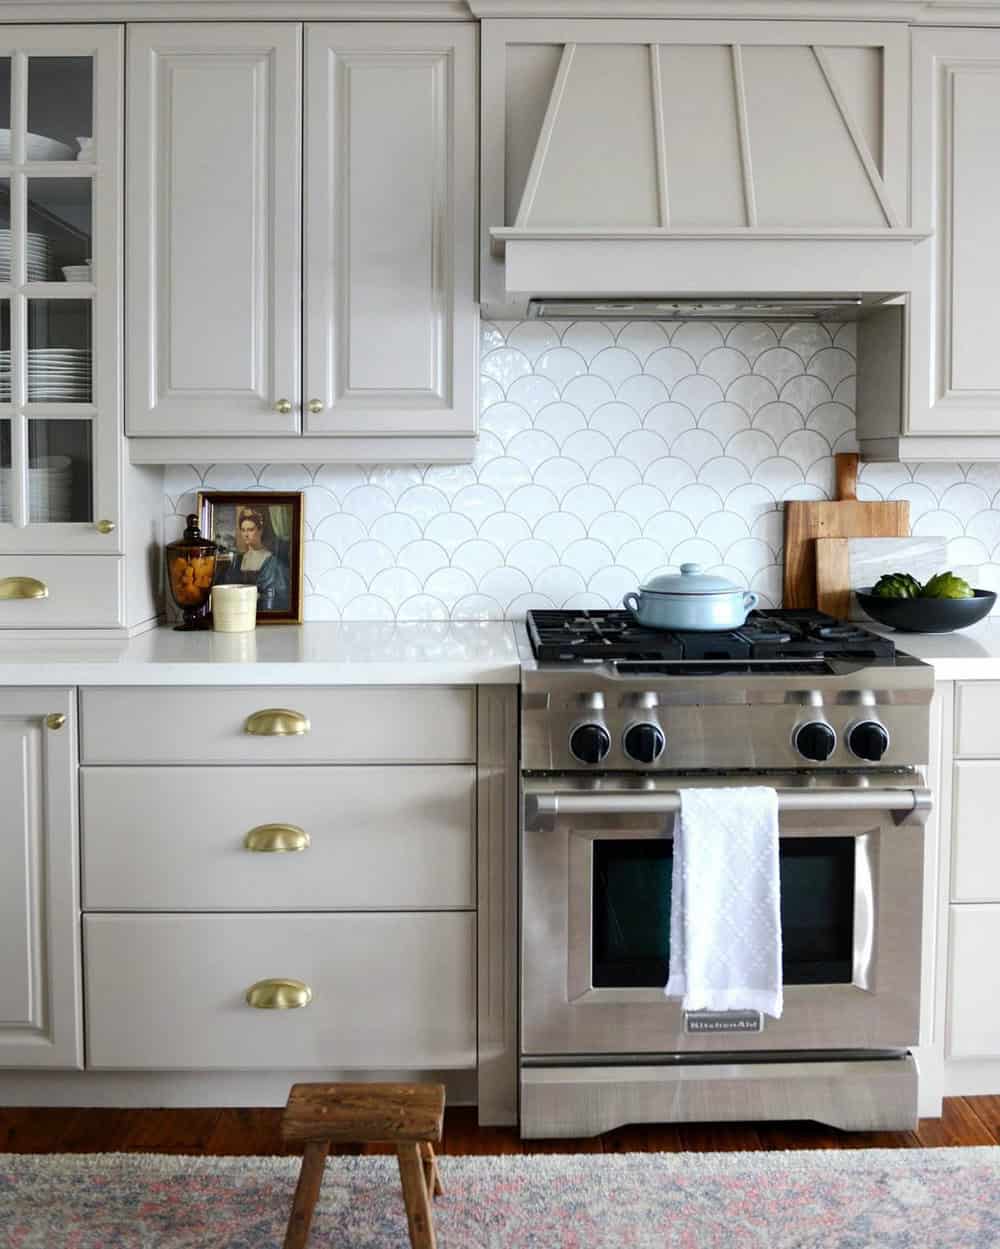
[623, 592, 641, 618]
[743, 591, 759, 612]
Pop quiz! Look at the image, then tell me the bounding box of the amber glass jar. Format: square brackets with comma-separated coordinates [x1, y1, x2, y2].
[165, 514, 219, 630]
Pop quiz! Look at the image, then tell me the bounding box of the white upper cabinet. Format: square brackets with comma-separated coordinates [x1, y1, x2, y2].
[126, 24, 302, 438]
[305, 24, 477, 439]
[127, 21, 477, 461]
[0, 689, 81, 1068]
[906, 29, 1000, 445]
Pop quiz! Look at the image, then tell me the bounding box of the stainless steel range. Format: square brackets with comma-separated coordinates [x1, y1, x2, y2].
[517, 608, 934, 1139]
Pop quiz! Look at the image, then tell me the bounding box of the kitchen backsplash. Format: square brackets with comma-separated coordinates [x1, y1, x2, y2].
[164, 319, 1000, 621]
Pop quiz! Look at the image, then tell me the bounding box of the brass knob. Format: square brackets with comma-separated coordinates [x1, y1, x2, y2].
[96, 519, 115, 535]
[0, 576, 48, 600]
[245, 979, 312, 1010]
[244, 824, 310, 853]
[244, 708, 310, 737]
[274, 398, 293, 415]
[45, 713, 66, 731]
[307, 398, 324, 414]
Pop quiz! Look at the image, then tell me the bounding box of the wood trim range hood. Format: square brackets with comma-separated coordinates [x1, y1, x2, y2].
[483, 22, 927, 317]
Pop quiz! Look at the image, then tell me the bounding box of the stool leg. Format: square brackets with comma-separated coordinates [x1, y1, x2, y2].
[420, 1141, 444, 1198]
[397, 1143, 436, 1249]
[283, 1140, 329, 1249]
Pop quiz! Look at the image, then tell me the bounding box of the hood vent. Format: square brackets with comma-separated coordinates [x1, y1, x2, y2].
[528, 298, 866, 321]
[486, 32, 927, 316]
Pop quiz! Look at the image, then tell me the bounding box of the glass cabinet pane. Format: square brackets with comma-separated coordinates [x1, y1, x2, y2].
[0, 298, 9, 402]
[27, 299, 91, 403]
[0, 420, 9, 523]
[27, 57, 92, 161]
[28, 419, 91, 522]
[27, 178, 91, 276]
[0, 59, 12, 152]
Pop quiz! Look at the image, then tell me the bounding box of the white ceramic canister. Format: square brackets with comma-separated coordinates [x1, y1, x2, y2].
[211, 584, 257, 632]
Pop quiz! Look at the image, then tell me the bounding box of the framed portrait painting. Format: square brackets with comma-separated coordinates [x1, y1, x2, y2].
[197, 491, 304, 624]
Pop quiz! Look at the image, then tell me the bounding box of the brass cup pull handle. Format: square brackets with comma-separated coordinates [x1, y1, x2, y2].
[244, 708, 310, 737]
[0, 576, 48, 600]
[274, 398, 293, 415]
[45, 713, 67, 731]
[244, 823, 310, 853]
[96, 519, 115, 535]
[307, 398, 324, 414]
[245, 979, 312, 1010]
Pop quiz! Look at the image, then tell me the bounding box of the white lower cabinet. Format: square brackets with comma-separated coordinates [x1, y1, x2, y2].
[948, 907, 1000, 1060]
[0, 689, 81, 1068]
[84, 912, 476, 1070]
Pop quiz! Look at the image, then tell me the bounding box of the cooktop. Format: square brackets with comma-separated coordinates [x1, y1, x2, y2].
[525, 608, 897, 664]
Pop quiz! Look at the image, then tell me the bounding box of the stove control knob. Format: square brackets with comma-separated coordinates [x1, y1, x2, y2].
[847, 720, 890, 763]
[623, 722, 666, 765]
[569, 723, 612, 765]
[793, 720, 837, 762]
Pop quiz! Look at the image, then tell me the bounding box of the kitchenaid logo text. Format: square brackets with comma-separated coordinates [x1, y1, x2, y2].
[685, 1012, 763, 1034]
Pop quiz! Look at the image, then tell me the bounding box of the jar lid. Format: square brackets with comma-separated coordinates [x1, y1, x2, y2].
[640, 563, 743, 595]
[166, 513, 219, 555]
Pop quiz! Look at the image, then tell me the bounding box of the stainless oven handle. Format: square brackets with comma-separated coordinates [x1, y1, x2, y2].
[525, 787, 932, 830]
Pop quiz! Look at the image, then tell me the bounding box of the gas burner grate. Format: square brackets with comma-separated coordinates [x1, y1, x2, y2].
[526, 608, 897, 665]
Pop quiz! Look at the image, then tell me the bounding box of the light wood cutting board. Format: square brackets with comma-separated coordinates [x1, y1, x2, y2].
[782, 454, 910, 609]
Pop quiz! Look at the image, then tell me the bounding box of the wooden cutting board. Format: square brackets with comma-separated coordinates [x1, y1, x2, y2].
[783, 454, 909, 609]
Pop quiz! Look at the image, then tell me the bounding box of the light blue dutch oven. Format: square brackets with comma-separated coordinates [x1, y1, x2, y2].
[623, 563, 759, 632]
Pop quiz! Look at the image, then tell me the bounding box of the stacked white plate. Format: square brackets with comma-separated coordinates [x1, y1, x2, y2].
[0, 454, 73, 523]
[27, 348, 91, 402]
[0, 230, 52, 282]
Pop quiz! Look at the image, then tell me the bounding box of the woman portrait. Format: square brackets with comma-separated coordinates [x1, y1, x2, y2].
[197, 491, 304, 623]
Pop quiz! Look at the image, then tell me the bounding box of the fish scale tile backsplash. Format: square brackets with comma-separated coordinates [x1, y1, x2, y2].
[164, 319, 1000, 621]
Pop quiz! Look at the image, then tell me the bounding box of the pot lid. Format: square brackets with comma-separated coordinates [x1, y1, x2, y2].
[640, 563, 744, 596]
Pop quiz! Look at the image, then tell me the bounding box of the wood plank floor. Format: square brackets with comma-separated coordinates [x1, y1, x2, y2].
[1, 1098, 998, 1155]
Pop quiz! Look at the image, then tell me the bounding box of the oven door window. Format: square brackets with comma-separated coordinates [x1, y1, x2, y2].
[592, 837, 856, 989]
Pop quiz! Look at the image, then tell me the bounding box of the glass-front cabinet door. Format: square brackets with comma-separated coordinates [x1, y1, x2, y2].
[0, 27, 121, 554]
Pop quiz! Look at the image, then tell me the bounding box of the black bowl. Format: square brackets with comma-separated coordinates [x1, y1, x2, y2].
[855, 588, 996, 633]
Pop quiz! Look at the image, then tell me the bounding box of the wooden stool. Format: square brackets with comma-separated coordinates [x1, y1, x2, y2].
[280, 1081, 446, 1249]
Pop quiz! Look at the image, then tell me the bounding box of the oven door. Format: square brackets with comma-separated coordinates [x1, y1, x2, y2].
[522, 776, 930, 1057]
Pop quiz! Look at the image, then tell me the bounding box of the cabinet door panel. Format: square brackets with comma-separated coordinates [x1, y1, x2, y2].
[0, 689, 80, 1067]
[952, 761, 1000, 902]
[948, 905, 1000, 1060]
[305, 24, 476, 437]
[910, 30, 1000, 436]
[127, 24, 301, 437]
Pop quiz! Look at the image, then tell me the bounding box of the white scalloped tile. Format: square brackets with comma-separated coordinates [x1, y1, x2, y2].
[590, 401, 643, 444]
[751, 564, 783, 609]
[725, 322, 779, 361]
[616, 322, 670, 362]
[534, 402, 589, 443]
[589, 456, 643, 499]
[534, 511, 587, 547]
[168, 317, 1000, 622]
[506, 374, 561, 416]
[561, 321, 616, 361]
[726, 374, 778, 416]
[478, 512, 532, 553]
[699, 402, 751, 445]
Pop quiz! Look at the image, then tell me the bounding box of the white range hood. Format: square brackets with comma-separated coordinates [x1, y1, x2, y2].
[485, 31, 927, 316]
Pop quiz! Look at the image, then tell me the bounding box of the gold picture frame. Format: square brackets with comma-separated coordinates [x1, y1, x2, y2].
[197, 491, 305, 624]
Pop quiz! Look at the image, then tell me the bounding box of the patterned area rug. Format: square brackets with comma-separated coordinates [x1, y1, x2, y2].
[3, 1148, 1000, 1247]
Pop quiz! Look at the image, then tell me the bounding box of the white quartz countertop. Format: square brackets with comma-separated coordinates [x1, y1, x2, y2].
[0, 621, 520, 686]
[874, 619, 1000, 680]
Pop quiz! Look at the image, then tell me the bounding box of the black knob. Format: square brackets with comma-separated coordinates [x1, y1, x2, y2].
[848, 720, 890, 762]
[794, 721, 837, 762]
[623, 722, 666, 764]
[570, 723, 612, 765]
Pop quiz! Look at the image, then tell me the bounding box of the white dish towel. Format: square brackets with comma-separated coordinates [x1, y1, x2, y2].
[664, 786, 783, 1019]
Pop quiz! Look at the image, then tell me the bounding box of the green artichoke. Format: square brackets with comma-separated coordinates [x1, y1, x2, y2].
[921, 571, 974, 600]
[872, 572, 923, 599]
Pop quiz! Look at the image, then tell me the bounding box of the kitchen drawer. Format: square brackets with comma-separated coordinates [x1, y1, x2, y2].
[0, 557, 122, 628]
[82, 765, 475, 910]
[955, 683, 1000, 757]
[80, 685, 475, 765]
[84, 912, 476, 1070]
[948, 905, 1000, 1060]
[952, 761, 1000, 902]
